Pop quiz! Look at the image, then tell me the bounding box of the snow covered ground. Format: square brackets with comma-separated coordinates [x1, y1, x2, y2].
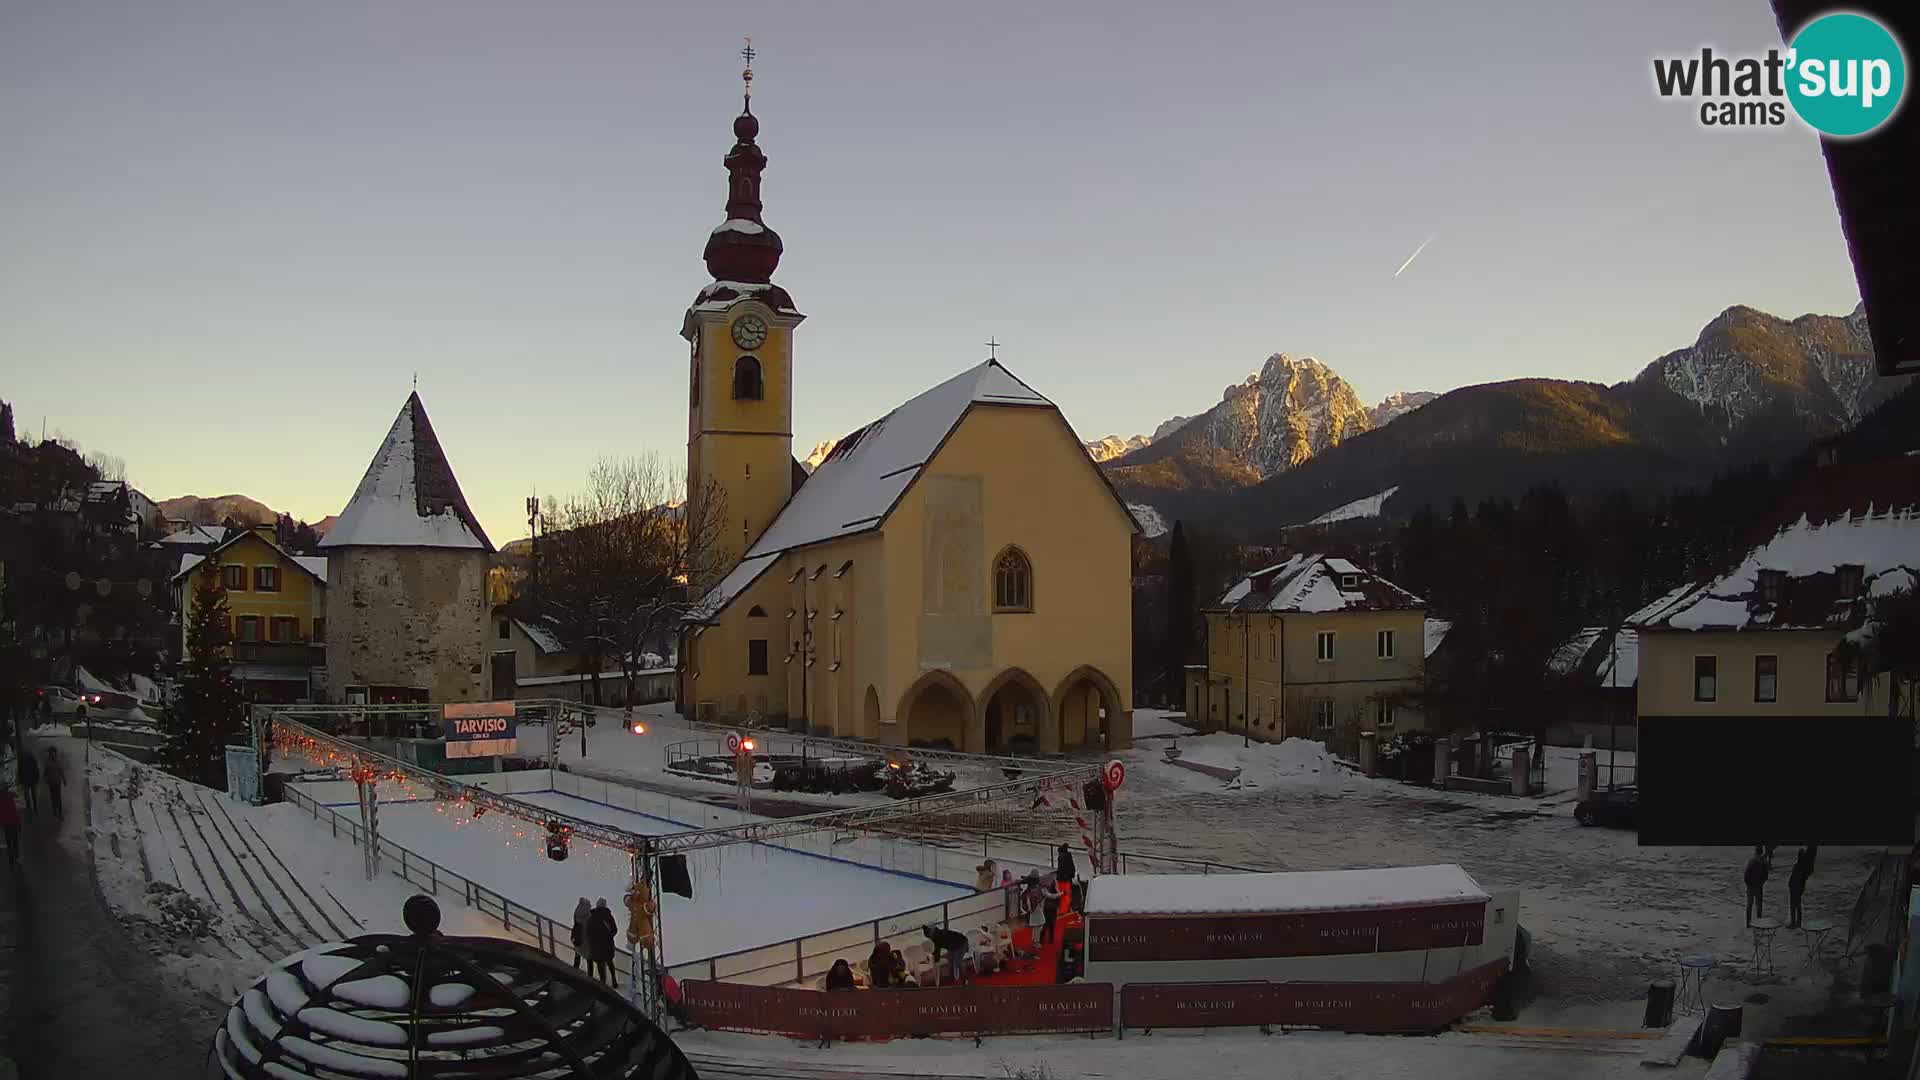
[344, 789, 969, 966]
[38, 734, 534, 1008]
[1111, 716, 1879, 1039]
[675, 1026, 1685, 1080]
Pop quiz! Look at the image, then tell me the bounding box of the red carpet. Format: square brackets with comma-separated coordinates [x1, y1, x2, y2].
[974, 897, 1081, 987]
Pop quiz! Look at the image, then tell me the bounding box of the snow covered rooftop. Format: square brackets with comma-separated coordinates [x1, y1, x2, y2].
[159, 523, 225, 546]
[1216, 555, 1424, 614]
[1629, 506, 1919, 632]
[689, 279, 801, 316]
[1424, 617, 1451, 659]
[320, 393, 493, 552]
[1551, 626, 1639, 688]
[514, 618, 565, 655]
[744, 360, 1055, 558]
[688, 552, 780, 623]
[174, 540, 327, 585]
[1086, 864, 1488, 916]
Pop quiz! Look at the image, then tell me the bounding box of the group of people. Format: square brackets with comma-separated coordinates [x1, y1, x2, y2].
[0, 744, 69, 868]
[1744, 845, 1818, 928]
[825, 939, 923, 992]
[569, 896, 621, 984]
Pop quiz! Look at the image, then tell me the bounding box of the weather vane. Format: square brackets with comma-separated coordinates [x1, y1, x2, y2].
[741, 36, 755, 101]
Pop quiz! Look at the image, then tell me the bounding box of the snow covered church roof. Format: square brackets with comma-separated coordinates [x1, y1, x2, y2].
[1629, 506, 1919, 632]
[1214, 554, 1424, 614]
[743, 359, 1115, 558]
[321, 392, 494, 552]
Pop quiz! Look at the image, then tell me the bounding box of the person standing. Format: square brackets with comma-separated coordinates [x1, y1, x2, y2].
[570, 897, 593, 969]
[0, 785, 19, 868]
[974, 861, 994, 892]
[587, 898, 619, 986]
[43, 747, 64, 821]
[1056, 843, 1076, 890]
[1788, 847, 1817, 929]
[1744, 846, 1770, 926]
[15, 749, 38, 823]
[1040, 877, 1062, 945]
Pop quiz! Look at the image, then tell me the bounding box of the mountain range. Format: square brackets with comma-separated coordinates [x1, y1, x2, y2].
[157, 493, 335, 536]
[1107, 303, 1908, 535]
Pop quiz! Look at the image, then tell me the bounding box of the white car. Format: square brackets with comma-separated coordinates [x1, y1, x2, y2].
[36, 685, 101, 718]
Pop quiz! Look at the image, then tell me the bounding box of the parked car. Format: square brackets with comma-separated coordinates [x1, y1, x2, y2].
[37, 685, 101, 719]
[1574, 785, 1638, 829]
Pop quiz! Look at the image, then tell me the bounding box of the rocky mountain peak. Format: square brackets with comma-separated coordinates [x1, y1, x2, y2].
[1204, 353, 1373, 478]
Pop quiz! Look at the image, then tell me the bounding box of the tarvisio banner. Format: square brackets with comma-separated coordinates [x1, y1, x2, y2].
[442, 701, 518, 759]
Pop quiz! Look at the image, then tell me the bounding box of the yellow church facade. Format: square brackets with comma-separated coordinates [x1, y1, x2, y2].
[676, 89, 1134, 754]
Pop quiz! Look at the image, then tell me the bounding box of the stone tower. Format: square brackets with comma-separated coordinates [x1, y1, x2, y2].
[321, 392, 495, 703]
[682, 85, 805, 586]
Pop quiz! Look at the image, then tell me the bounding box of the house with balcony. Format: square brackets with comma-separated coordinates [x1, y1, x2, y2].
[1188, 554, 1429, 753]
[173, 524, 329, 702]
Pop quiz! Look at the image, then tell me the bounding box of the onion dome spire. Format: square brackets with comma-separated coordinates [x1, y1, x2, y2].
[703, 37, 784, 283]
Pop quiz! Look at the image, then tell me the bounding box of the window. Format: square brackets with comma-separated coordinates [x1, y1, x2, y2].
[1374, 699, 1396, 728]
[747, 605, 767, 618]
[1826, 651, 1862, 702]
[1268, 697, 1278, 728]
[1254, 698, 1263, 724]
[1340, 573, 1360, 589]
[222, 564, 247, 591]
[1267, 633, 1276, 660]
[747, 638, 769, 676]
[1837, 564, 1864, 600]
[1313, 700, 1335, 730]
[236, 615, 260, 643]
[254, 565, 280, 592]
[1316, 631, 1336, 662]
[313, 617, 326, 643]
[1754, 655, 1778, 703]
[993, 547, 1033, 612]
[498, 620, 510, 640]
[1377, 629, 1396, 660]
[268, 616, 296, 643]
[1693, 656, 1717, 702]
[1758, 569, 1786, 605]
[732, 356, 763, 400]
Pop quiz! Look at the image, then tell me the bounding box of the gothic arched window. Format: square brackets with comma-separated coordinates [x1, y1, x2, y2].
[992, 546, 1032, 613]
[747, 605, 767, 618]
[732, 356, 763, 400]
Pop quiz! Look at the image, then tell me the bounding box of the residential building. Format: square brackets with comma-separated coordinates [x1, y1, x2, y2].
[1191, 555, 1428, 753]
[173, 525, 328, 702]
[1630, 498, 1917, 721]
[1546, 626, 1639, 752]
[321, 392, 495, 705]
[677, 92, 1135, 752]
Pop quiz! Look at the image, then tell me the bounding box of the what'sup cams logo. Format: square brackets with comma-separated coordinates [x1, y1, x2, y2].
[1654, 11, 1907, 137]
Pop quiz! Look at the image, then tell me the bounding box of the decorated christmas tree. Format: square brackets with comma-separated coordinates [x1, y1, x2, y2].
[163, 561, 247, 786]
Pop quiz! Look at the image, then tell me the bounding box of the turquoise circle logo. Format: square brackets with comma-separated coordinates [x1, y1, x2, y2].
[1786, 12, 1907, 137]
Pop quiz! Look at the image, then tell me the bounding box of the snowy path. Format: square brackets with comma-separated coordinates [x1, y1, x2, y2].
[357, 790, 971, 965]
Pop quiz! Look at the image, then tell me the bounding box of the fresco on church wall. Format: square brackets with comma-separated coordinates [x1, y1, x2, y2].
[918, 474, 992, 671]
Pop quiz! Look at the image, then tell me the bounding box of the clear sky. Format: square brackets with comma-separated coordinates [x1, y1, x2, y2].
[0, 1, 1864, 543]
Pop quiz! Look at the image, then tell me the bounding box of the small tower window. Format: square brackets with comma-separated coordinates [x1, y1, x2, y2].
[732, 356, 764, 400]
[993, 546, 1033, 612]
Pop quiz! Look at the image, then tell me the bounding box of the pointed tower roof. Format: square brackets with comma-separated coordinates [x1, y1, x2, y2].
[320, 392, 494, 552]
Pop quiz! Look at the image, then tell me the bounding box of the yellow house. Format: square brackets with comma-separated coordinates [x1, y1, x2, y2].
[1193, 555, 1428, 752]
[173, 525, 329, 702]
[1630, 504, 1917, 719]
[676, 94, 1136, 753]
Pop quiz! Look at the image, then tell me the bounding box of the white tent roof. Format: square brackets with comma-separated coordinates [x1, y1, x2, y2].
[1085, 864, 1488, 916]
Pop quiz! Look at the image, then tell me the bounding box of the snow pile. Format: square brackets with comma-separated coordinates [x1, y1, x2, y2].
[1155, 733, 1361, 794]
[1306, 485, 1400, 526]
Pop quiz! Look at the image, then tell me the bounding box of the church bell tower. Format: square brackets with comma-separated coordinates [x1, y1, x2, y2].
[684, 40, 803, 580]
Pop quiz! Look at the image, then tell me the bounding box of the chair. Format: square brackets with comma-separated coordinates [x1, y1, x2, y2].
[970, 929, 998, 975]
[905, 942, 938, 986]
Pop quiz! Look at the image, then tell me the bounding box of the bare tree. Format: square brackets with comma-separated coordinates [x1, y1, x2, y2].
[534, 455, 730, 708]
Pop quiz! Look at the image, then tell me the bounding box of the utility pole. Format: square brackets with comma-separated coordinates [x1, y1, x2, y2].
[525, 495, 540, 611]
[1242, 612, 1250, 748]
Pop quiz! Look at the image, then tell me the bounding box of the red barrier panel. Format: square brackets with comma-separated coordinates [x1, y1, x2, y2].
[680, 981, 1113, 1038]
[1090, 901, 1485, 962]
[1118, 959, 1510, 1034]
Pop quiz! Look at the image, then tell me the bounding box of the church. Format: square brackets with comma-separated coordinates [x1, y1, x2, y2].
[676, 77, 1136, 754]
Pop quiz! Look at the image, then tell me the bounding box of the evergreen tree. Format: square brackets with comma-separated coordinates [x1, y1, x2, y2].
[0, 400, 14, 444]
[1164, 521, 1195, 699]
[163, 563, 247, 786]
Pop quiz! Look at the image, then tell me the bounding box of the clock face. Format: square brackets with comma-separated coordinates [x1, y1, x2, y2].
[731, 314, 769, 350]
